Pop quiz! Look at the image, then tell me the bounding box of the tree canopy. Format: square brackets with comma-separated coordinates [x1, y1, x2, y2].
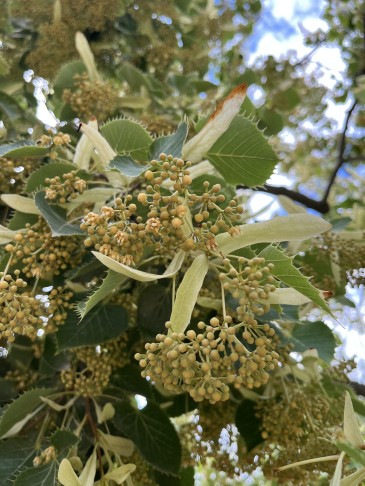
[0, 1, 364, 485]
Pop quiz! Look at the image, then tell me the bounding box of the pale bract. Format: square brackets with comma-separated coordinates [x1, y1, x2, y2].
[79, 123, 116, 167]
[217, 214, 332, 255]
[74, 118, 99, 171]
[92, 249, 186, 282]
[182, 83, 247, 163]
[169, 253, 209, 333]
[75, 32, 100, 82]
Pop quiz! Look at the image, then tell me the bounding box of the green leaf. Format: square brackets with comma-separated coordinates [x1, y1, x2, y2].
[113, 401, 181, 475]
[0, 379, 17, 402]
[13, 463, 56, 486]
[337, 442, 365, 467]
[76, 270, 127, 319]
[53, 60, 87, 98]
[0, 141, 49, 159]
[149, 123, 189, 160]
[0, 435, 36, 486]
[258, 108, 284, 135]
[289, 321, 336, 362]
[137, 284, 172, 339]
[25, 162, 76, 193]
[0, 388, 54, 439]
[0, 92, 23, 120]
[117, 63, 149, 91]
[56, 305, 128, 351]
[109, 155, 147, 177]
[259, 245, 331, 313]
[34, 192, 84, 236]
[38, 335, 69, 375]
[7, 212, 38, 230]
[100, 119, 153, 160]
[206, 115, 278, 187]
[155, 467, 195, 486]
[235, 399, 263, 452]
[111, 364, 154, 399]
[50, 429, 79, 456]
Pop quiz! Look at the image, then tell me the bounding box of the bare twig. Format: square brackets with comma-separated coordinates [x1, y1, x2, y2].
[321, 99, 358, 202]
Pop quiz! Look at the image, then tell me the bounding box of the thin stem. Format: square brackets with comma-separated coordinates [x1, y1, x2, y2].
[276, 454, 340, 472]
[86, 398, 104, 479]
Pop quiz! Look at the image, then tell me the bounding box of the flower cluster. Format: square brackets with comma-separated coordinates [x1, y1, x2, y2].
[5, 217, 84, 279]
[0, 272, 72, 343]
[45, 170, 87, 203]
[0, 157, 41, 194]
[63, 74, 119, 122]
[220, 256, 277, 317]
[61, 333, 129, 396]
[136, 316, 281, 404]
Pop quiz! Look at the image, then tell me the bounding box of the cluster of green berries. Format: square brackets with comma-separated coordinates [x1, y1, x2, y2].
[0, 157, 40, 193]
[45, 170, 87, 203]
[0, 271, 43, 342]
[136, 316, 281, 404]
[220, 256, 277, 317]
[63, 74, 119, 122]
[61, 334, 129, 396]
[5, 217, 84, 279]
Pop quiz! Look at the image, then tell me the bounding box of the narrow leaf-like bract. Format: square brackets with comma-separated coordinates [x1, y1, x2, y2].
[217, 214, 332, 255]
[169, 254, 209, 333]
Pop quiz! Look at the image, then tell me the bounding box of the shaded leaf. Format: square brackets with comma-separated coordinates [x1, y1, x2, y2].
[53, 60, 86, 98]
[111, 364, 154, 399]
[149, 123, 189, 160]
[289, 321, 336, 362]
[13, 463, 56, 486]
[235, 399, 263, 451]
[34, 191, 84, 236]
[0, 388, 54, 439]
[137, 284, 172, 339]
[206, 115, 278, 187]
[113, 401, 181, 475]
[0, 141, 49, 159]
[109, 155, 147, 177]
[50, 429, 79, 456]
[56, 305, 128, 351]
[0, 435, 36, 486]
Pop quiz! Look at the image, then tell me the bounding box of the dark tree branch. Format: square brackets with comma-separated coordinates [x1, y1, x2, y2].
[321, 99, 358, 202]
[237, 184, 330, 213]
